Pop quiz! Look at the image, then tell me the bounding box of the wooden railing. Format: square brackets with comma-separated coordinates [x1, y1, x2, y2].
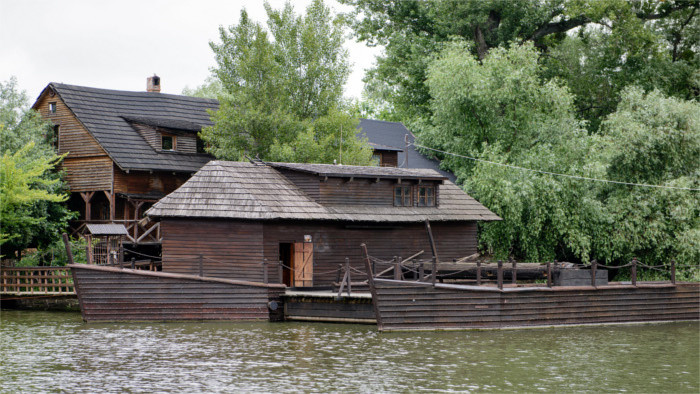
[1, 267, 75, 295]
[70, 219, 161, 244]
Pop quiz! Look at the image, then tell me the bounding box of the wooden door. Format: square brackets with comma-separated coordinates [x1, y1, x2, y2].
[293, 242, 313, 287]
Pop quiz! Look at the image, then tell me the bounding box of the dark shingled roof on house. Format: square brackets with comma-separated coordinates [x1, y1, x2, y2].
[146, 161, 500, 222]
[358, 118, 456, 182]
[35, 83, 218, 173]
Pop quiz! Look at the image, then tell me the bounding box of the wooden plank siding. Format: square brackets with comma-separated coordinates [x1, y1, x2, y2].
[370, 280, 700, 331]
[70, 264, 284, 322]
[159, 218, 477, 287]
[277, 169, 320, 201]
[35, 92, 106, 158]
[35, 90, 113, 192]
[262, 220, 477, 287]
[161, 219, 265, 281]
[113, 166, 190, 196]
[130, 122, 198, 154]
[317, 178, 441, 206]
[62, 156, 113, 192]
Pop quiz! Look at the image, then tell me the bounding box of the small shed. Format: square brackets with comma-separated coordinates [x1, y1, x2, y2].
[85, 224, 128, 265]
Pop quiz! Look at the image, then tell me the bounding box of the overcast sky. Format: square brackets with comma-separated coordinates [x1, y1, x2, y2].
[0, 0, 382, 102]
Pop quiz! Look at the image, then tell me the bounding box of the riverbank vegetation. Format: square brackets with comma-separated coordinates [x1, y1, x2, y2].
[0, 78, 74, 263]
[195, 0, 374, 165]
[342, 0, 699, 277]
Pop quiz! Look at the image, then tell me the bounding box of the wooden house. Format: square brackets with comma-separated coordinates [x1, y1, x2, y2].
[32, 77, 217, 245]
[146, 161, 500, 288]
[358, 118, 456, 182]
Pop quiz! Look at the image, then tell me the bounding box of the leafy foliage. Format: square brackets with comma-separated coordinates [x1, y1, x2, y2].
[343, 0, 699, 130]
[0, 78, 73, 260]
[420, 44, 699, 274]
[202, 0, 373, 165]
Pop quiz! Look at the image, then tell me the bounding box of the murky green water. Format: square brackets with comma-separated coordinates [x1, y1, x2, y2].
[1, 310, 698, 393]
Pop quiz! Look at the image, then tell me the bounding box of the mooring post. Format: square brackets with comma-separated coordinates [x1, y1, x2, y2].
[591, 259, 597, 288]
[511, 258, 517, 285]
[546, 262, 552, 287]
[497, 260, 503, 290]
[131, 257, 135, 270]
[476, 261, 482, 285]
[671, 259, 676, 284]
[631, 258, 637, 286]
[61, 233, 74, 265]
[278, 260, 284, 284]
[345, 257, 351, 296]
[393, 256, 400, 281]
[419, 261, 424, 282]
[198, 254, 203, 277]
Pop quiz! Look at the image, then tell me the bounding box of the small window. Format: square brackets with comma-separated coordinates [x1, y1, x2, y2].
[372, 153, 382, 166]
[161, 135, 175, 150]
[418, 186, 435, 207]
[196, 138, 207, 154]
[49, 102, 56, 114]
[394, 186, 412, 206]
[52, 125, 60, 150]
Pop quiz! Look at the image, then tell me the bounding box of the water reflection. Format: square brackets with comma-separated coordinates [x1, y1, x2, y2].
[1, 310, 698, 393]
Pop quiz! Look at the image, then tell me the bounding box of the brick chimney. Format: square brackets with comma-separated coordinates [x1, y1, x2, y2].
[147, 74, 161, 92]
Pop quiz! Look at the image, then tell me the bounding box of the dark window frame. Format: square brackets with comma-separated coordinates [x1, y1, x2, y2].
[393, 185, 412, 207]
[48, 102, 57, 114]
[52, 125, 60, 150]
[161, 134, 176, 151]
[417, 186, 435, 207]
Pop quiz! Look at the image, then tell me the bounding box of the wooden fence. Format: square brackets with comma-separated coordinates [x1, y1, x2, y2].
[1, 266, 75, 295]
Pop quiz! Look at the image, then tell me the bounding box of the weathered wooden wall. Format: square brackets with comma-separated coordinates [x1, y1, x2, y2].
[262, 220, 477, 287]
[379, 151, 398, 167]
[277, 169, 320, 201]
[317, 179, 441, 206]
[161, 219, 265, 280]
[71, 264, 284, 322]
[370, 280, 700, 331]
[113, 166, 190, 195]
[159, 218, 477, 287]
[130, 122, 198, 154]
[35, 91, 112, 192]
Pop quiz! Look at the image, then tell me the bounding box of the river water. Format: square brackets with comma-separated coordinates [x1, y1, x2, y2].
[1, 310, 698, 393]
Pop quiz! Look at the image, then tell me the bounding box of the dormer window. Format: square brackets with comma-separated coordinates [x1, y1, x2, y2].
[418, 186, 435, 207]
[394, 186, 412, 206]
[49, 102, 56, 114]
[161, 135, 175, 151]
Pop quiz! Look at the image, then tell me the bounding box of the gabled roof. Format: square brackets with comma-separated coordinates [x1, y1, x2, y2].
[34, 83, 217, 173]
[146, 161, 500, 222]
[358, 118, 456, 182]
[85, 223, 129, 236]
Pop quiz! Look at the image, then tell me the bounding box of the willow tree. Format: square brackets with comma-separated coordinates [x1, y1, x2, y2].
[202, 0, 373, 165]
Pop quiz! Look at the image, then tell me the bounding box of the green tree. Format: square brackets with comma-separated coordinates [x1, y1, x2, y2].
[343, 0, 698, 128]
[202, 0, 373, 165]
[421, 43, 700, 275]
[0, 78, 73, 260]
[592, 87, 700, 270]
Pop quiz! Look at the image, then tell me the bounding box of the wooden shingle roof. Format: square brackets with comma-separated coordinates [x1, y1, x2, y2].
[146, 161, 500, 222]
[35, 83, 217, 172]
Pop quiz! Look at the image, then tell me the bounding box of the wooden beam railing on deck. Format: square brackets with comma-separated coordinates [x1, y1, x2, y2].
[1, 267, 75, 295]
[69, 219, 161, 244]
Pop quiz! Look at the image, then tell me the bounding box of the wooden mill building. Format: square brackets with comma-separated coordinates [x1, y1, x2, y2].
[32, 77, 217, 245]
[146, 161, 500, 288]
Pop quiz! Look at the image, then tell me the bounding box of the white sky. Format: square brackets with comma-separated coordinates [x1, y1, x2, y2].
[0, 0, 382, 102]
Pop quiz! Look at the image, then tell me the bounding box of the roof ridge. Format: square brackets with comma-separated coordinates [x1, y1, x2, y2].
[50, 82, 219, 103]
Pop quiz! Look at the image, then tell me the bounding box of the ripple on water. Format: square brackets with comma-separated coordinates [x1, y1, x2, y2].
[1, 311, 698, 393]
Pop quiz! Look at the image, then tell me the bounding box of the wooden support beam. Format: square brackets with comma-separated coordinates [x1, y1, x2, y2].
[424, 219, 440, 287]
[103, 190, 115, 221]
[80, 191, 94, 221]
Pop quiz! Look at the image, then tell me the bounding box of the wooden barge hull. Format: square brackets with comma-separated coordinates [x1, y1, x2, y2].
[69, 264, 285, 323]
[370, 279, 700, 332]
